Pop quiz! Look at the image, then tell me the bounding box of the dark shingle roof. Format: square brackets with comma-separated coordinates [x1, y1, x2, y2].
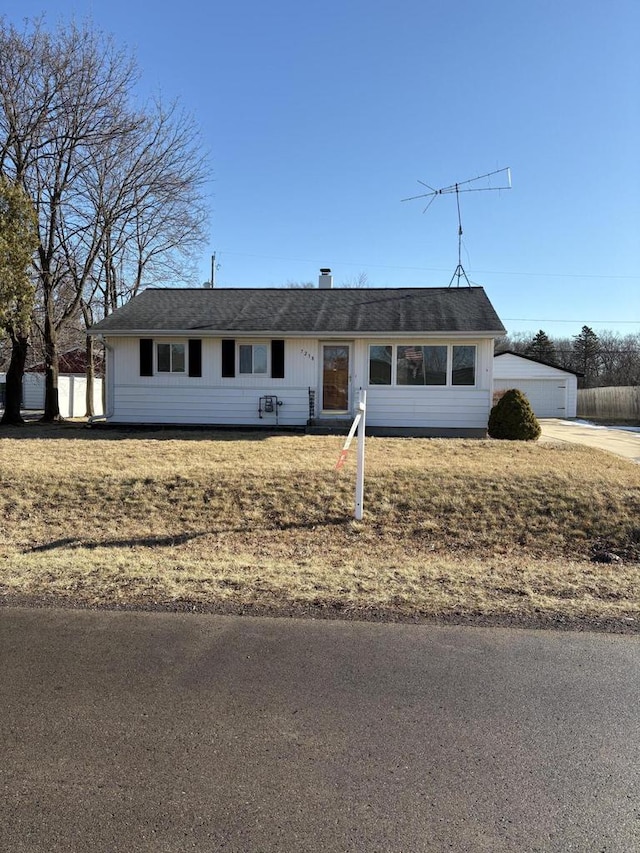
[89, 287, 505, 335]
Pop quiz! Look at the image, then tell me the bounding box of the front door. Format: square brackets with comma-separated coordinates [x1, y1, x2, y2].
[322, 344, 350, 412]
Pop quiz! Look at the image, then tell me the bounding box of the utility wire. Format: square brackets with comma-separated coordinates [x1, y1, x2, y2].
[214, 250, 639, 281]
[503, 318, 638, 325]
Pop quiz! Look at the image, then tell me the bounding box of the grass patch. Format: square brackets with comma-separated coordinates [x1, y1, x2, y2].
[1, 424, 639, 629]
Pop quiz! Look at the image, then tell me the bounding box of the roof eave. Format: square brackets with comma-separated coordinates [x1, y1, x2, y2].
[90, 328, 506, 338]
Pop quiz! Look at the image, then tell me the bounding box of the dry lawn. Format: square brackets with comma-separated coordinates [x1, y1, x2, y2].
[1, 423, 639, 630]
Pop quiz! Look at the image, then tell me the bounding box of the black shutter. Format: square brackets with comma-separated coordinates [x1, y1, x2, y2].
[271, 339, 285, 379]
[140, 338, 153, 376]
[188, 339, 202, 377]
[221, 339, 235, 377]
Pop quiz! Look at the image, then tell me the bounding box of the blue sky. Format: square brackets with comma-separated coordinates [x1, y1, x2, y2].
[3, 0, 639, 337]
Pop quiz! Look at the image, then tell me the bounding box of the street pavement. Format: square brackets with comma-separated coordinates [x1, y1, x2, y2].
[1, 607, 639, 852]
[539, 418, 640, 463]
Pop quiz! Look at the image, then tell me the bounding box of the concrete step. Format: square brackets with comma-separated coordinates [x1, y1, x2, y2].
[306, 418, 353, 435]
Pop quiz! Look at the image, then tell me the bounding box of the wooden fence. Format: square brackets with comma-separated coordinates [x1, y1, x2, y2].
[577, 386, 640, 421]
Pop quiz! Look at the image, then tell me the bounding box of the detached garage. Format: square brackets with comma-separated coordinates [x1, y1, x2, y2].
[493, 351, 580, 418]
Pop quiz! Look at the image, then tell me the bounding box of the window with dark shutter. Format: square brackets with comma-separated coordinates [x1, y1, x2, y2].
[140, 338, 153, 376]
[188, 339, 202, 377]
[221, 339, 235, 377]
[271, 339, 285, 378]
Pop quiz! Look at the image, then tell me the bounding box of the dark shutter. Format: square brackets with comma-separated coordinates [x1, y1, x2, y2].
[271, 339, 285, 379]
[140, 338, 153, 376]
[188, 339, 202, 377]
[221, 339, 235, 377]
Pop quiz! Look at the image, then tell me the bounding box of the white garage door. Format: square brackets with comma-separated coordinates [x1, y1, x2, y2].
[494, 379, 567, 418]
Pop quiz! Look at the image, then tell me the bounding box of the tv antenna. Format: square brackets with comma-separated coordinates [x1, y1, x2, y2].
[402, 167, 511, 287]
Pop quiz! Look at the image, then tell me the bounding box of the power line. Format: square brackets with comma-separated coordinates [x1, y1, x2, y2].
[503, 318, 638, 325]
[213, 250, 639, 282]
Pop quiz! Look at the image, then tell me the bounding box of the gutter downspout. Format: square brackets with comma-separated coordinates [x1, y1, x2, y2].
[88, 337, 114, 424]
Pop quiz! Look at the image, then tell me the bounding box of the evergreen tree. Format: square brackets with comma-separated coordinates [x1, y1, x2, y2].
[488, 389, 541, 441]
[572, 325, 600, 388]
[0, 175, 38, 424]
[525, 330, 557, 364]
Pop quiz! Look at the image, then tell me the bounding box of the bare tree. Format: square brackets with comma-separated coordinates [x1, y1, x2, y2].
[598, 331, 640, 387]
[494, 331, 530, 354]
[497, 328, 640, 388]
[339, 271, 369, 288]
[0, 17, 209, 420]
[79, 98, 207, 413]
[88, 98, 207, 315]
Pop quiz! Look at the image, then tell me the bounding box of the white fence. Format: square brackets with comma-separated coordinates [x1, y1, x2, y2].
[0, 373, 103, 418]
[577, 386, 640, 421]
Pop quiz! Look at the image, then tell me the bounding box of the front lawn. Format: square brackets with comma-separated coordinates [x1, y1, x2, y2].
[1, 424, 639, 630]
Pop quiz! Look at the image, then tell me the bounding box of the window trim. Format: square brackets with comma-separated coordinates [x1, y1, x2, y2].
[368, 344, 393, 386]
[238, 342, 269, 376]
[139, 338, 203, 377]
[451, 344, 477, 387]
[367, 343, 477, 388]
[156, 341, 186, 374]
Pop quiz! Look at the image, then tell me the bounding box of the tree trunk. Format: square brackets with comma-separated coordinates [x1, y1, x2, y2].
[1, 331, 28, 425]
[41, 293, 61, 422]
[85, 334, 95, 417]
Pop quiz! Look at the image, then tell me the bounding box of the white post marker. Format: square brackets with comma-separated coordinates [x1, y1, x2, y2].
[335, 389, 366, 520]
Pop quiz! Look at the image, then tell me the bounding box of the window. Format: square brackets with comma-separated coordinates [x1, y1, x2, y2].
[367, 344, 477, 387]
[239, 343, 268, 375]
[397, 345, 447, 385]
[157, 343, 185, 373]
[369, 345, 392, 385]
[222, 340, 284, 378]
[452, 346, 476, 386]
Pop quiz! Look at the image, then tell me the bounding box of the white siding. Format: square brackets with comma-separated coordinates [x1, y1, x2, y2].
[108, 336, 317, 425]
[105, 334, 497, 430]
[493, 353, 578, 418]
[365, 387, 491, 428]
[22, 374, 45, 409]
[113, 385, 309, 425]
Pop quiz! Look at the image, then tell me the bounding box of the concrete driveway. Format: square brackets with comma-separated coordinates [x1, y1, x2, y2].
[539, 418, 640, 463]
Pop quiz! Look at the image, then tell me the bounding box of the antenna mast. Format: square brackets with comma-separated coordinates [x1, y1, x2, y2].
[402, 167, 511, 287]
[210, 252, 221, 288]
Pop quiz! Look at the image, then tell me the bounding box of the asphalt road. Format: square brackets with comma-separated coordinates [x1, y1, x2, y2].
[1, 608, 639, 852]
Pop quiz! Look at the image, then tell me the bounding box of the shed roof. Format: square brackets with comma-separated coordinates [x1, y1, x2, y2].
[89, 286, 505, 336]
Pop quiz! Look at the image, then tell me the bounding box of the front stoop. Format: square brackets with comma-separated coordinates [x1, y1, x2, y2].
[306, 418, 353, 435]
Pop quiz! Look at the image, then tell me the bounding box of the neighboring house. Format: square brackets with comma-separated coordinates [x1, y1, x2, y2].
[26, 347, 104, 377]
[493, 351, 580, 418]
[22, 347, 104, 417]
[88, 270, 506, 436]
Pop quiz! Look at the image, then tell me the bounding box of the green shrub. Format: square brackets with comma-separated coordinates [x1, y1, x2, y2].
[488, 388, 541, 441]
